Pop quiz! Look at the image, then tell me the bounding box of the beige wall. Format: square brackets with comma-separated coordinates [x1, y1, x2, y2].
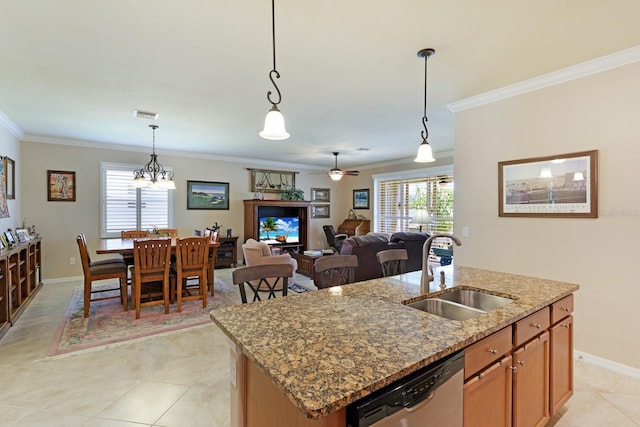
[19, 140, 362, 279]
[0, 126, 20, 232]
[453, 62, 640, 368]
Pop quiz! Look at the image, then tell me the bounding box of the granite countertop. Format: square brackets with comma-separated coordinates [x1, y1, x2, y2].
[210, 265, 579, 419]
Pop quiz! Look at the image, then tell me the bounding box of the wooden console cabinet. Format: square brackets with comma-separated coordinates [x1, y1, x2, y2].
[243, 199, 310, 252]
[0, 237, 43, 339]
[216, 237, 238, 268]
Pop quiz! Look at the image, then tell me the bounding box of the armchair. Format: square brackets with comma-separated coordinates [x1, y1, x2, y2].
[322, 225, 348, 253]
[241, 239, 298, 285]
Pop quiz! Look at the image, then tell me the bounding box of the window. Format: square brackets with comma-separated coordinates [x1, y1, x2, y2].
[100, 162, 173, 238]
[373, 167, 453, 235]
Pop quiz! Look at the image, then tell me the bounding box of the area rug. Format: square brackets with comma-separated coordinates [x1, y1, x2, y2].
[48, 278, 241, 357]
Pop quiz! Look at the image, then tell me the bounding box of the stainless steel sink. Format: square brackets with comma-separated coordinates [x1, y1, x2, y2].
[407, 298, 485, 321]
[407, 289, 514, 321]
[437, 289, 513, 312]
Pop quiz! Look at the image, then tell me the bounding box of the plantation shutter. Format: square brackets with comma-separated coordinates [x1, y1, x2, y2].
[375, 174, 453, 235]
[101, 162, 171, 238]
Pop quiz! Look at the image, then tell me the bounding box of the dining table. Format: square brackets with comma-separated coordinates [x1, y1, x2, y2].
[96, 237, 220, 291]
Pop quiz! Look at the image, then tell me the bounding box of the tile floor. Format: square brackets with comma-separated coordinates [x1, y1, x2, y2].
[0, 269, 639, 427]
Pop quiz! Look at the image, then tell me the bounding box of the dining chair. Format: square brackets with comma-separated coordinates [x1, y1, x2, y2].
[232, 264, 293, 303]
[203, 230, 219, 296]
[131, 237, 172, 319]
[174, 236, 209, 312]
[76, 234, 128, 318]
[120, 230, 150, 277]
[314, 255, 358, 289]
[376, 249, 409, 277]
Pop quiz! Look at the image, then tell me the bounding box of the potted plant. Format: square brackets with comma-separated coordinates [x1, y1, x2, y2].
[280, 186, 304, 201]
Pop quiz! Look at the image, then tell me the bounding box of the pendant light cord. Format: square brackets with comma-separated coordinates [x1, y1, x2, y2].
[421, 55, 429, 141]
[266, 0, 282, 106]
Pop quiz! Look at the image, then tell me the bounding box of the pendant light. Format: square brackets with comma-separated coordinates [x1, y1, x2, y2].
[259, 0, 290, 140]
[132, 125, 176, 189]
[414, 48, 436, 163]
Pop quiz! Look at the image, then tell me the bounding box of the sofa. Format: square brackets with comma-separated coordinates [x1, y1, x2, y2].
[339, 232, 429, 282]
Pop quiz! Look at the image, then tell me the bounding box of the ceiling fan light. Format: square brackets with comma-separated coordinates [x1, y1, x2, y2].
[414, 140, 435, 163]
[329, 171, 343, 181]
[259, 105, 290, 140]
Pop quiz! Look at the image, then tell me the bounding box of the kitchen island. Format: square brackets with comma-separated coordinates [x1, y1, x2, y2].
[210, 265, 578, 427]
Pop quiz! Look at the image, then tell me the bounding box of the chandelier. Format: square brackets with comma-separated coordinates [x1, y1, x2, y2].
[132, 125, 176, 189]
[414, 48, 436, 163]
[259, 0, 290, 140]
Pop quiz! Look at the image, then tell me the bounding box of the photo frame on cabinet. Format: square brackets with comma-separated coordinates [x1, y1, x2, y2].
[16, 229, 30, 243]
[4, 157, 15, 200]
[47, 170, 76, 201]
[4, 230, 15, 245]
[353, 189, 370, 209]
[187, 180, 230, 210]
[498, 150, 598, 218]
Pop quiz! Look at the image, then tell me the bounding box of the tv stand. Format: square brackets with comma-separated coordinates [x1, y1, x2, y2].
[243, 200, 310, 252]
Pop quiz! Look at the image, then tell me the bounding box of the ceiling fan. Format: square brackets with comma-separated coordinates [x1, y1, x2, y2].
[328, 152, 360, 181]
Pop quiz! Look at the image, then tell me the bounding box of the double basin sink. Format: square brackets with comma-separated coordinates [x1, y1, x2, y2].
[408, 289, 514, 321]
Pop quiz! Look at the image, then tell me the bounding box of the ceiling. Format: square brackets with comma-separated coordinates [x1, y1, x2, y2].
[1, 1, 639, 171]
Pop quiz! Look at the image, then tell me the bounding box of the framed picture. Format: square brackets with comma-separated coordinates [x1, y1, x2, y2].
[353, 189, 370, 209]
[311, 204, 330, 219]
[47, 170, 76, 201]
[4, 157, 15, 200]
[4, 230, 16, 246]
[498, 150, 598, 218]
[311, 187, 330, 203]
[16, 228, 30, 243]
[249, 168, 296, 193]
[0, 233, 7, 248]
[187, 180, 230, 210]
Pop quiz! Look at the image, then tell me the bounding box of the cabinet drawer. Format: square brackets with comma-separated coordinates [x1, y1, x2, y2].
[465, 326, 512, 380]
[551, 294, 574, 324]
[514, 307, 550, 347]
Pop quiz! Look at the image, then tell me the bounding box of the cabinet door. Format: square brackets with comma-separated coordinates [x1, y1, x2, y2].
[464, 355, 512, 427]
[550, 315, 573, 415]
[513, 331, 550, 427]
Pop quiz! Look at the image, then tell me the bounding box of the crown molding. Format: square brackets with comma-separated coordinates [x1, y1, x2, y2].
[448, 45, 640, 113]
[0, 111, 24, 139]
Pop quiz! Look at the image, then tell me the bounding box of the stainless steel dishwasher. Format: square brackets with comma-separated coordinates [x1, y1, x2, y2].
[346, 350, 464, 427]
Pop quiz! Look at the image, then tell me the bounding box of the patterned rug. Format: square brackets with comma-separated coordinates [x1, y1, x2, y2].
[48, 278, 241, 357]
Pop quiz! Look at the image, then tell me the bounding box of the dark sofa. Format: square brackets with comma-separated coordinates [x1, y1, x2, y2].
[339, 232, 429, 282]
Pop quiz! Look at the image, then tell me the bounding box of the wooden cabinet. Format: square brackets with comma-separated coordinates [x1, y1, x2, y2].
[463, 297, 573, 427]
[243, 199, 310, 252]
[337, 219, 370, 237]
[0, 237, 43, 340]
[216, 237, 238, 268]
[550, 294, 574, 415]
[513, 331, 550, 427]
[464, 355, 513, 427]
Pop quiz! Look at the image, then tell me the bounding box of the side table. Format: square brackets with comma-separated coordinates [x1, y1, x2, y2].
[216, 237, 238, 268]
[289, 252, 323, 278]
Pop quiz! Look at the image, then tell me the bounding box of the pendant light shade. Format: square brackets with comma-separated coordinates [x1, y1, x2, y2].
[259, 105, 289, 140]
[414, 48, 436, 163]
[260, 0, 289, 140]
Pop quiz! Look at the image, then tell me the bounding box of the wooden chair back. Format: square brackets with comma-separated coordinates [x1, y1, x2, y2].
[132, 237, 172, 319]
[376, 249, 408, 277]
[314, 255, 358, 289]
[232, 264, 293, 303]
[76, 234, 128, 318]
[121, 229, 150, 239]
[175, 236, 209, 311]
[154, 228, 178, 238]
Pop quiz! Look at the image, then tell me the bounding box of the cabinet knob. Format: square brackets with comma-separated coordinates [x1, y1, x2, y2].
[489, 349, 498, 355]
[563, 323, 570, 328]
[562, 307, 570, 312]
[510, 366, 518, 373]
[532, 323, 541, 329]
[518, 360, 525, 366]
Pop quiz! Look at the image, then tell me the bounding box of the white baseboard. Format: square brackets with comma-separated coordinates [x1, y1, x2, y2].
[575, 350, 640, 380]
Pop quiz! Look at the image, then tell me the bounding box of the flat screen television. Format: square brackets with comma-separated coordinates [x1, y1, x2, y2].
[258, 216, 299, 244]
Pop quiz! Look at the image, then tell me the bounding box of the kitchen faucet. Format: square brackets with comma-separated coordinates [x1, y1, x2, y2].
[421, 234, 462, 292]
